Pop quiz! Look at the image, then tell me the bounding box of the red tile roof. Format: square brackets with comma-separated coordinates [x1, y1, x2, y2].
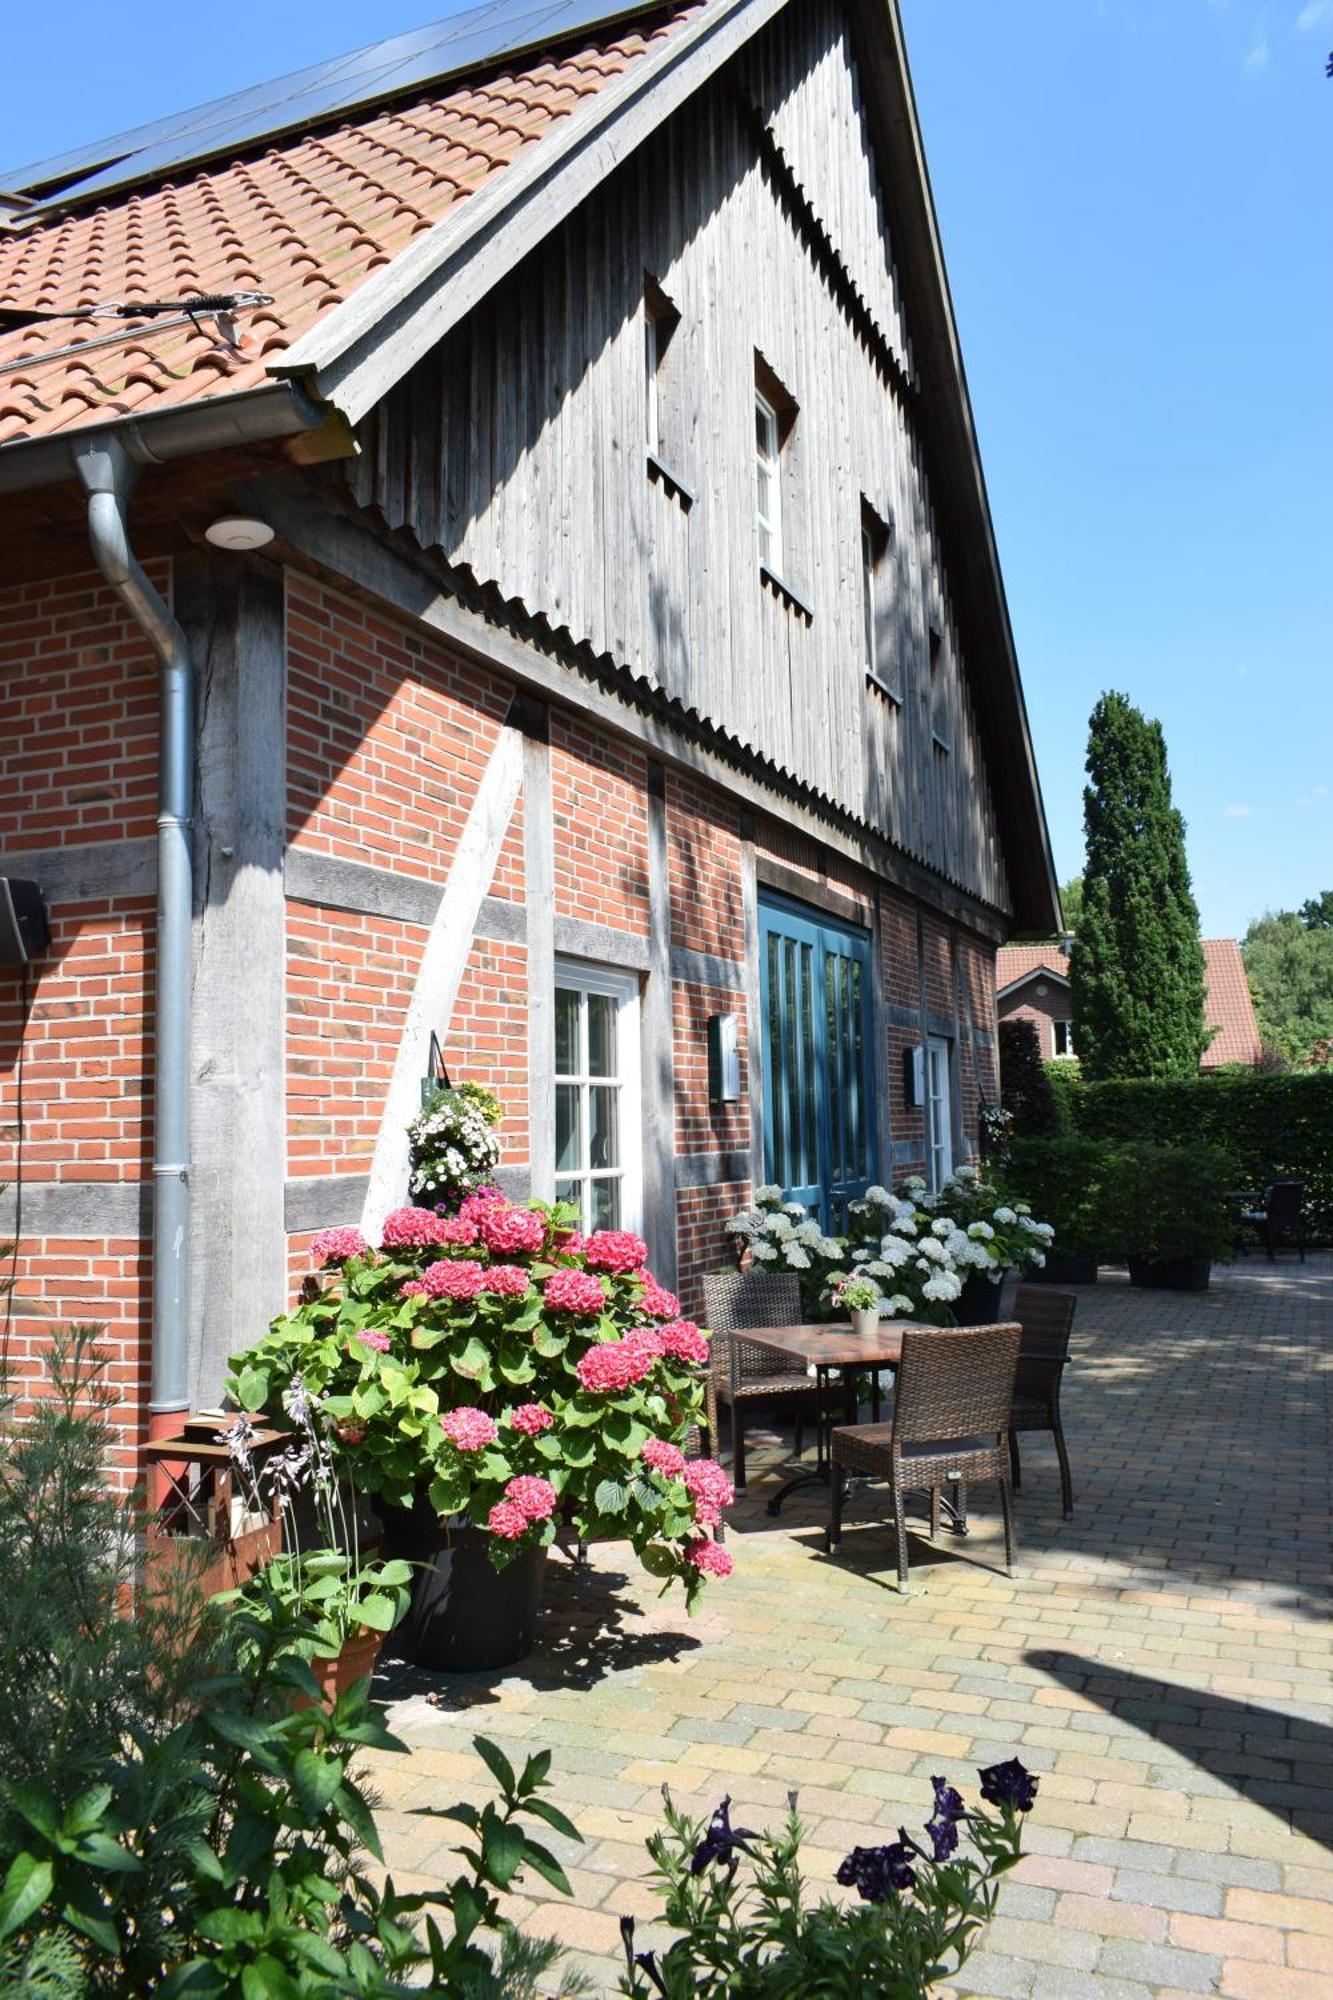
[1200, 937, 1263, 1068]
[0, 10, 686, 448]
[996, 937, 1263, 1069]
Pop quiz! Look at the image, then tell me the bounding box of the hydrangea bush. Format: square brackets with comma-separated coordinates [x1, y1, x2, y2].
[406, 1080, 502, 1210]
[228, 1193, 731, 1606]
[725, 1168, 1053, 1324]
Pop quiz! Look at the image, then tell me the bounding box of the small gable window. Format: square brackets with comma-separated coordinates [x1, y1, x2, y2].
[860, 499, 898, 702]
[644, 277, 690, 506]
[753, 354, 809, 617]
[755, 389, 783, 571]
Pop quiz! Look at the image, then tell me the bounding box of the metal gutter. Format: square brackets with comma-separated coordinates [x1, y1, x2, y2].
[0, 380, 328, 496]
[72, 433, 195, 1420]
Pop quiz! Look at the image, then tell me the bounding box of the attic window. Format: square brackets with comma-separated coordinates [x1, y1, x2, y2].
[644, 277, 691, 506]
[861, 499, 899, 703]
[754, 352, 805, 614]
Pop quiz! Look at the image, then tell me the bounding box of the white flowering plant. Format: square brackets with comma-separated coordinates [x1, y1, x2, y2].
[914, 1163, 1054, 1276]
[407, 1080, 502, 1209]
[725, 1169, 1055, 1325]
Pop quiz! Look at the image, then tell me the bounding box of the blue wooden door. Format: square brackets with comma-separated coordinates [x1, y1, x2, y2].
[759, 893, 876, 1231]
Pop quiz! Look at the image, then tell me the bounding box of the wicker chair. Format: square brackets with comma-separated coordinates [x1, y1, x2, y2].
[827, 1322, 1021, 1591]
[1008, 1284, 1077, 1518]
[701, 1269, 814, 1493]
[1238, 1180, 1306, 1262]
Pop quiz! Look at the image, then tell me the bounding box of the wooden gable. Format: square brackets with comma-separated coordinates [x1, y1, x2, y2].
[350, 0, 1016, 915]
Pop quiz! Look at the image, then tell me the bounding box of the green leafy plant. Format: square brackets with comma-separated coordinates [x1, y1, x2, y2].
[999, 1018, 1060, 1138]
[618, 1761, 1038, 1998]
[1004, 1136, 1111, 1263]
[229, 1196, 730, 1603]
[829, 1273, 881, 1314]
[1099, 1141, 1237, 1264]
[0, 1326, 585, 1998]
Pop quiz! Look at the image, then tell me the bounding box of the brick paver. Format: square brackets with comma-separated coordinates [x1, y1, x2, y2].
[369, 1256, 1333, 1995]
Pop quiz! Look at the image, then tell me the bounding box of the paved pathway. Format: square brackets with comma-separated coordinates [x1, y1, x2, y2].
[368, 1255, 1333, 1998]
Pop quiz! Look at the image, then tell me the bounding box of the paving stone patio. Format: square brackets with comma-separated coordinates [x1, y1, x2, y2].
[366, 1254, 1333, 1997]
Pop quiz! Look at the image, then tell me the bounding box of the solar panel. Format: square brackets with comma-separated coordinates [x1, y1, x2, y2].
[2, 0, 647, 207]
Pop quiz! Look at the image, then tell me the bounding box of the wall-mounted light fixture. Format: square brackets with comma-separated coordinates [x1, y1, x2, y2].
[204, 516, 275, 551]
[707, 1013, 741, 1103]
[903, 1044, 925, 1109]
[0, 877, 49, 966]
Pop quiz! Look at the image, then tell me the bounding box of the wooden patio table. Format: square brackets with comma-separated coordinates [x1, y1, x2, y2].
[741, 1321, 911, 1517]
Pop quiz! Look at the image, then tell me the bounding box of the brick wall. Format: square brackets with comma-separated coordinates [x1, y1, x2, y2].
[666, 771, 743, 956]
[676, 1178, 748, 1318]
[672, 978, 749, 1157]
[551, 714, 650, 933]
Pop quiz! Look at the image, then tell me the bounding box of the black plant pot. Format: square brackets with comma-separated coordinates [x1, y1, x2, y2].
[1127, 1256, 1212, 1293]
[956, 1273, 1005, 1323]
[376, 1498, 547, 1672]
[1031, 1253, 1099, 1286]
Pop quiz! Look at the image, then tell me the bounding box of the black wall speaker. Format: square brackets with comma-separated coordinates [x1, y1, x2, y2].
[0, 878, 50, 967]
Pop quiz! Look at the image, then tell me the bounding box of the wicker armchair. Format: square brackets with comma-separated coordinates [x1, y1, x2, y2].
[1238, 1180, 1306, 1262]
[827, 1323, 1021, 1591]
[1009, 1284, 1077, 1518]
[701, 1269, 814, 1493]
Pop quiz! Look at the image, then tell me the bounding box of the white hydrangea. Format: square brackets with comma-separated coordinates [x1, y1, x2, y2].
[994, 1207, 1017, 1226]
[922, 1269, 963, 1303]
[751, 1240, 778, 1261]
[864, 1184, 893, 1206]
[968, 1221, 995, 1241]
[725, 1213, 759, 1237]
[887, 1294, 915, 1315]
[901, 1175, 927, 1194]
[768, 1215, 794, 1241]
[1014, 1202, 1032, 1216]
[852, 1247, 873, 1263]
[1029, 1250, 1046, 1268]
[931, 1216, 953, 1238]
[917, 1236, 947, 1264]
[782, 1201, 807, 1220]
[795, 1219, 823, 1246]
[756, 1185, 784, 1206]
[817, 1236, 842, 1258]
[891, 1215, 918, 1238]
[784, 1244, 811, 1270]
[876, 1234, 913, 1269]
[953, 1163, 980, 1184]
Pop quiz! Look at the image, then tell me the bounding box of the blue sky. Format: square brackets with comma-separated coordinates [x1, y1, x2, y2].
[5, 1, 1330, 937]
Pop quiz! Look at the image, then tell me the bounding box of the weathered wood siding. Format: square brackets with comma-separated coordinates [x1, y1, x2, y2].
[350, 0, 1010, 913]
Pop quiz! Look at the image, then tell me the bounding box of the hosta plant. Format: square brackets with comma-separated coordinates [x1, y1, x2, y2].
[228, 1194, 731, 1604]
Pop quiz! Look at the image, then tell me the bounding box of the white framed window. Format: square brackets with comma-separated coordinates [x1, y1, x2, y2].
[861, 500, 898, 700]
[553, 960, 642, 1233]
[1053, 1019, 1075, 1059]
[926, 1035, 953, 1190]
[755, 390, 783, 571]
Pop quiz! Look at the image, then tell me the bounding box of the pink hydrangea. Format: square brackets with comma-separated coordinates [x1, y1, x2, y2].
[683, 1457, 734, 1528]
[642, 1438, 687, 1478]
[636, 1275, 681, 1319]
[509, 1403, 554, 1436]
[356, 1328, 392, 1353]
[686, 1537, 734, 1578]
[575, 1338, 655, 1393]
[544, 1269, 607, 1316]
[554, 1229, 586, 1255]
[436, 1215, 479, 1246]
[583, 1229, 649, 1275]
[459, 1186, 509, 1223]
[487, 1500, 530, 1540]
[310, 1227, 368, 1266]
[483, 1263, 532, 1297]
[626, 1324, 665, 1361]
[659, 1318, 711, 1366]
[399, 1279, 428, 1298]
[380, 1206, 447, 1249]
[479, 1205, 547, 1255]
[421, 1259, 488, 1301]
[441, 1406, 498, 1451]
[505, 1474, 557, 1521]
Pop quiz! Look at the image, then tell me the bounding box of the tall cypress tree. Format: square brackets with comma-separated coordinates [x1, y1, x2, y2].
[1070, 692, 1207, 1080]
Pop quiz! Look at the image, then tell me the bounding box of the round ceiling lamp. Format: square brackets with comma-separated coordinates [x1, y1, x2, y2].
[205, 516, 275, 551]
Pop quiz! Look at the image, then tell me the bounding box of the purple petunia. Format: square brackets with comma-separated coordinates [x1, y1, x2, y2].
[978, 1758, 1039, 1814]
[836, 1840, 917, 1901]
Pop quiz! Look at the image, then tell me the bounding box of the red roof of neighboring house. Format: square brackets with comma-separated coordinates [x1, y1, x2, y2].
[1200, 937, 1263, 1068]
[0, 10, 685, 447]
[996, 937, 1263, 1069]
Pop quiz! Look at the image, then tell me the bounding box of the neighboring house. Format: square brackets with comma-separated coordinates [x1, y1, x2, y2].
[996, 937, 1262, 1068]
[0, 0, 1058, 1478]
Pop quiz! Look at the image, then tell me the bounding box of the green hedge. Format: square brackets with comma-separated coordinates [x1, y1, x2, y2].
[1055, 1071, 1333, 1244]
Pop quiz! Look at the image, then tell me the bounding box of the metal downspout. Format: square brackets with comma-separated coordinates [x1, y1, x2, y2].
[74, 434, 191, 1423]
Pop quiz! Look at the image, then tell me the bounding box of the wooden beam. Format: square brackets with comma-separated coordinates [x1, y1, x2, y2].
[359, 723, 524, 1234]
[175, 551, 287, 1404]
[642, 764, 678, 1286]
[523, 721, 556, 1204]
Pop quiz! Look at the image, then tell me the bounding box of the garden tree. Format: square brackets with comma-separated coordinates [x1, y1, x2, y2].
[1241, 905, 1333, 1062]
[999, 1018, 1059, 1137]
[1058, 876, 1084, 936]
[1069, 692, 1207, 1080]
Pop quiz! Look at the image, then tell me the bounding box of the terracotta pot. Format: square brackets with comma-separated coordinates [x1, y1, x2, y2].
[305, 1627, 384, 1707]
